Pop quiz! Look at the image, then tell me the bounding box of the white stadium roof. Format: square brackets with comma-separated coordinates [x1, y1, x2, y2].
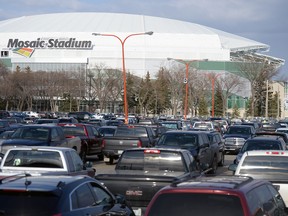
[0, 12, 269, 53]
[0, 12, 284, 79]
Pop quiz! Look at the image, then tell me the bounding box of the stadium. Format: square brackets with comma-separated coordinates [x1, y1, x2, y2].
[0, 12, 286, 117]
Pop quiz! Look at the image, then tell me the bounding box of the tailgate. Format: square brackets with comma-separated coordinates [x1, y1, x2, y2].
[96, 174, 176, 207]
[102, 137, 140, 152]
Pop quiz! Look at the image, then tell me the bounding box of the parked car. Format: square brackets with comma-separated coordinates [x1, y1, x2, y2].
[58, 123, 104, 161]
[156, 130, 220, 174]
[145, 175, 288, 216]
[223, 125, 256, 154]
[0, 175, 135, 216]
[229, 150, 288, 207]
[233, 135, 287, 164]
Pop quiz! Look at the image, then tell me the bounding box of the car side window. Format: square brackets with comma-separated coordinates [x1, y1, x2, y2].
[51, 128, 60, 141]
[267, 184, 286, 210]
[91, 182, 113, 205]
[91, 127, 100, 137]
[66, 151, 84, 172]
[71, 183, 96, 209]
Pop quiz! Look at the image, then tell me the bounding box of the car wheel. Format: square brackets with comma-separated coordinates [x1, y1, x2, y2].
[98, 153, 104, 161]
[218, 152, 225, 167]
[209, 156, 218, 174]
[79, 147, 87, 163]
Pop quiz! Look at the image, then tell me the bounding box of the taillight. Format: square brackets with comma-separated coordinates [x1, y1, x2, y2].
[266, 151, 285, 155]
[137, 140, 142, 147]
[144, 149, 160, 154]
[101, 139, 106, 148]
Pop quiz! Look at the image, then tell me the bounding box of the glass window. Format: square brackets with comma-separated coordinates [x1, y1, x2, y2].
[148, 193, 244, 216]
[91, 183, 113, 205]
[71, 183, 95, 209]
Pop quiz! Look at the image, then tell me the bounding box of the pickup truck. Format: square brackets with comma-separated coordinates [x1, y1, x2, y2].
[95, 147, 200, 216]
[156, 130, 220, 174]
[0, 146, 95, 178]
[0, 124, 82, 156]
[229, 150, 288, 206]
[101, 125, 158, 164]
[58, 123, 104, 161]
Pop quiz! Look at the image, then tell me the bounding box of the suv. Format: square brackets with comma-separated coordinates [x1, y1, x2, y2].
[233, 135, 287, 164]
[156, 130, 219, 174]
[145, 176, 288, 216]
[202, 131, 225, 166]
[58, 123, 104, 161]
[223, 125, 255, 154]
[0, 175, 135, 216]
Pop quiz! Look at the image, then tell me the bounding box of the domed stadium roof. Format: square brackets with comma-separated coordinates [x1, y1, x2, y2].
[0, 12, 269, 53]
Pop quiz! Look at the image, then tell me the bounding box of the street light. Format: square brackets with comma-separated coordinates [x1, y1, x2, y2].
[204, 73, 223, 117]
[167, 58, 208, 120]
[92, 31, 153, 124]
[87, 73, 94, 112]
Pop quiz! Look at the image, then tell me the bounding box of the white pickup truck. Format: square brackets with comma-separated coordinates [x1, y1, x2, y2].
[0, 146, 95, 180]
[229, 150, 288, 206]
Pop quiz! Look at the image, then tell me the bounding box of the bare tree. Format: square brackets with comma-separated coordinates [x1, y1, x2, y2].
[236, 56, 280, 117]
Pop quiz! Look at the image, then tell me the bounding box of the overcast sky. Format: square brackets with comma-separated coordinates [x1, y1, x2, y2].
[0, 0, 287, 79]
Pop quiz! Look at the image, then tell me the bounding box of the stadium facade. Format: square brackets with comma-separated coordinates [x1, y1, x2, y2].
[0, 12, 286, 117]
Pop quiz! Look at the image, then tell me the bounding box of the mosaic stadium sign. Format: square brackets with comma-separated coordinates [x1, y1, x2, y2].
[7, 37, 93, 57]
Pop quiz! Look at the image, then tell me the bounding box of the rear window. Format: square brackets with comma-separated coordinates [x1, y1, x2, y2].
[147, 193, 244, 216]
[115, 127, 147, 137]
[0, 191, 59, 215]
[239, 155, 288, 179]
[116, 150, 187, 173]
[241, 140, 281, 152]
[157, 133, 197, 147]
[4, 150, 63, 168]
[61, 126, 86, 136]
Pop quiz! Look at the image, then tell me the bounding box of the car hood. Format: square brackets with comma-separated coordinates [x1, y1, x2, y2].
[1, 139, 48, 146]
[223, 134, 250, 139]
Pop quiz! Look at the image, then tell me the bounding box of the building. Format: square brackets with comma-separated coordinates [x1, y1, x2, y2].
[0, 12, 286, 116]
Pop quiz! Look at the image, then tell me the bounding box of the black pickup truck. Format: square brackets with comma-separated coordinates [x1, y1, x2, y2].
[101, 125, 158, 164]
[95, 148, 200, 216]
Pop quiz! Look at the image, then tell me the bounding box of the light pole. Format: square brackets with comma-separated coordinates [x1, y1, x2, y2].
[167, 58, 208, 120]
[205, 73, 223, 117]
[87, 73, 94, 112]
[92, 31, 153, 124]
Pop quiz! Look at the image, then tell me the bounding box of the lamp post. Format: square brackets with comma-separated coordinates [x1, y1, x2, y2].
[87, 73, 94, 112]
[205, 73, 223, 117]
[167, 58, 208, 120]
[92, 31, 153, 124]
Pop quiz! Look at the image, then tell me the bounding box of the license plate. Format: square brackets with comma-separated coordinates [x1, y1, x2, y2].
[133, 208, 142, 216]
[118, 150, 123, 154]
[104, 157, 109, 162]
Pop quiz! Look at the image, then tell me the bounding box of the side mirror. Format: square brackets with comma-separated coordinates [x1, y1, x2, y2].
[228, 164, 237, 172]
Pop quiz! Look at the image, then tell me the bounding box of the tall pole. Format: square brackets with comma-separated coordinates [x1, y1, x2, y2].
[92, 32, 153, 124]
[265, 80, 269, 119]
[167, 58, 208, 120]
[205, 73, 222, 117]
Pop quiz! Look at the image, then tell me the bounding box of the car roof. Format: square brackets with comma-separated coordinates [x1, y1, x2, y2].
[165, 176, 269, 194]
[248, 136, 283, 141]
[241, 150, 288, 157]
[4, 146, 74, 152]
[0, 175, 92, 191]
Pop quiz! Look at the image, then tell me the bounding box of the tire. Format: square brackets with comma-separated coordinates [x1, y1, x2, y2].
[109, 157, 114, 165]
[98, 153, 104, 161]
[209, 156, 218, 174]
[79, 147, 87, 163]
[218, 152, 225, 167]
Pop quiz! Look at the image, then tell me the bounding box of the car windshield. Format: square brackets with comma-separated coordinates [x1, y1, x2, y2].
[115, 127, 148, 137]
[241, 140, 281, 152]
[147, 193, 244, 216]
[157, 134, 197, 147]
[239, 155, 288, 179]
[194, 123, 212, 129]
[0, 191, 59, 215]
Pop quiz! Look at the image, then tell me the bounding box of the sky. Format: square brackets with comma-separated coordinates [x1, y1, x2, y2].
[0, 0, 287, 79]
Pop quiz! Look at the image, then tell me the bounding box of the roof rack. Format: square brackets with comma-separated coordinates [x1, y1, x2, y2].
[0, 173, 32, 185]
